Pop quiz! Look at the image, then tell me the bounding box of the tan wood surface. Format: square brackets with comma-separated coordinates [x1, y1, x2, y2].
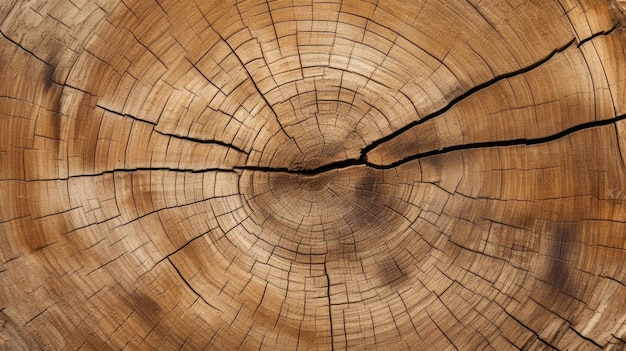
[1, 0, 626, 350]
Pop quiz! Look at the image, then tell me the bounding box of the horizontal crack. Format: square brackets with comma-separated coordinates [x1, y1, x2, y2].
[16, 112, 625, 181]
[95, 105, 248, 154]
[577, 22, 621, 47]
[5, 24, 620, 179]
[369, 113, 626, 169]
[361, 25, 621, 161]
[360, 37, 577, 158]
[11, 167, 237, 182]
[233, 112, 626, 174]
[234, 157, 364, 176]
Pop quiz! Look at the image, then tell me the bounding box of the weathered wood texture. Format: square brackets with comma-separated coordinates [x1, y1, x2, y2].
[1, 0, 626, 350]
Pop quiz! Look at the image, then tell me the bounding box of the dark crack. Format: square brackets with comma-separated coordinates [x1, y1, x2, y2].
[234, 158, 364, 175]
[155, 229, 213, 268]
[503, 308, 559, 350]
[324, 261, 335, 351]
[7, 167, 235, 183]
[368, 113, 626, 169]
[0, 29, 51, 67]
[206, 15, 295, 143]
[568, 326, 604, 349]
[360, 37, 577, 157]
[95, 104, 249, 154]
[577, 22, 621, 47]
[235, 111, 626, 174]
[166, 257, 222, 312]
[359, 26, 622, 163]
[14, 110, 626, 182]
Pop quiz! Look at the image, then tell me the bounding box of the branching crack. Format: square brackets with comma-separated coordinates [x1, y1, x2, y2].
[360, 26, 621, 162]
[233, 112, 626, 174]
[360, 38, 577, 157]
[206, 17, 295, 142]
[8, 110, 626, 181]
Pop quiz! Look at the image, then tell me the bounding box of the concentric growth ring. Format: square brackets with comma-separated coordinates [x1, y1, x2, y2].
[1, 0, 626, 350]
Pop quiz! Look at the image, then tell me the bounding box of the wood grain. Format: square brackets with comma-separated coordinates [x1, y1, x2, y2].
[1, 0, 625, 350]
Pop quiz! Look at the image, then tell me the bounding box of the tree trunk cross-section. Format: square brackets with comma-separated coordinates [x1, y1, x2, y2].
[1, 0, 626, 350]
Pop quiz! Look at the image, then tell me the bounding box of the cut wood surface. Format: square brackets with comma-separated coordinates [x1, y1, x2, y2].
[1, 0, 626, 350]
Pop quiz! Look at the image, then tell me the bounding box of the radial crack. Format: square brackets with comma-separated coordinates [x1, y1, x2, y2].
[568, 326, 604, 349]
[362, 26, 624, 159]
[0, 29, 51, 66]
[231, 112, 626, 174]
[167, 257, 222, 312]
[324, 262, 335, 351]
[360, 37, 577, 157]
[577, 22, 621, 47]
[95, 104, 248, 154]
[367, 113, 626, 169]
[19, 167, 237, 182]
[205, 16, 295, 142]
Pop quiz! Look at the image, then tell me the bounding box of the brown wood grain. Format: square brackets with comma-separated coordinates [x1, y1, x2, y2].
[1, 0, 625, 350]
